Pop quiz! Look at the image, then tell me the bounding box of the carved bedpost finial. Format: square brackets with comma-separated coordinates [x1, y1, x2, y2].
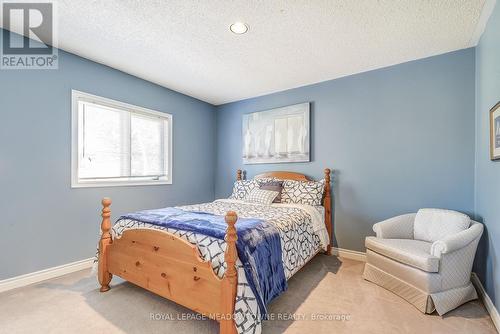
[324, 168, 330, 180]
[101, 198, 112, 231]
[98, 198, 113, 292]
[225, 211, 238, 229]
[324, 169, 331, 197]
[224, 211, 238, 268]
[224, 211, 238, 279]
[236, 169, 242, 181]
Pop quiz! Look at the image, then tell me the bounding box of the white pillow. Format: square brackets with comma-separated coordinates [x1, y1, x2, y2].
[414, 208, 470, 243]
[281, 179, 325, 206]
[229, 180, 258, 200]
[244, 188, 279, 205]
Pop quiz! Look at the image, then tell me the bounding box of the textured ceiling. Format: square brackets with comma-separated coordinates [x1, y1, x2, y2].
[1, 0, 494, 105]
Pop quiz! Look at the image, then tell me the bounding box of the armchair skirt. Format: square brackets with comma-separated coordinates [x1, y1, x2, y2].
[363, 249, 478, 314]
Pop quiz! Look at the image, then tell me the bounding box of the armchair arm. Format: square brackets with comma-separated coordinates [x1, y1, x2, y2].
[372, 213, 416, 239]
[430, 221, 483, 257]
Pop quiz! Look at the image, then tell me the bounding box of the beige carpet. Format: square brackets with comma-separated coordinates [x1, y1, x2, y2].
[0, 256, 495, 334]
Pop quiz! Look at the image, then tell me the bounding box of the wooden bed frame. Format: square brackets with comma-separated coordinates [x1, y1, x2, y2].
[98, 169, 332, 334]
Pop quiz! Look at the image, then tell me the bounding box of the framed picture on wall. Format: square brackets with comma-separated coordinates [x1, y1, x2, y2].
[491, 101, 500, 161]
[242, 103, 310, 164]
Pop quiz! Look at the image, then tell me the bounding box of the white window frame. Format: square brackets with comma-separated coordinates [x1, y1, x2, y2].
[71, 90, 173, 188]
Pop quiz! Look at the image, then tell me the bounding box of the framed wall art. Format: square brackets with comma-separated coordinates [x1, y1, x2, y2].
[490, 101, 500, 161]
[242, 103, 310, 164]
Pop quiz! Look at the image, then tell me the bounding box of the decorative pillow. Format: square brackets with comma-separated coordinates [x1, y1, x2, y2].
[281, 179, 325, 206]
[255, 177, 278, 185]
[229, 180, 258, 200]
[257, 180, 284, 203]
[414, 208, 470, 243]
[244, 188, 279, 205]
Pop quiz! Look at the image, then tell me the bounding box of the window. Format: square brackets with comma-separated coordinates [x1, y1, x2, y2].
[71, 90, 172, 187]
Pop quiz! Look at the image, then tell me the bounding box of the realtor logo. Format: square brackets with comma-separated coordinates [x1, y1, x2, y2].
[1, 1, 58, 69]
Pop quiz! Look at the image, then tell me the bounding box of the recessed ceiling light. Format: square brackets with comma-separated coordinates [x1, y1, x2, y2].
[230, 22, 249, 34]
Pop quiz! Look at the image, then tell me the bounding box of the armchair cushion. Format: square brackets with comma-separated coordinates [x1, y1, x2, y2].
[414, 208, 470, 243]
[372, 213, 416, 239]
[365, 237, 439, 272]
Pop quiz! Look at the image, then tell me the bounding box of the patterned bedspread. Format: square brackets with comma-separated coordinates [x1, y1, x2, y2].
[111, 199, 328, 334]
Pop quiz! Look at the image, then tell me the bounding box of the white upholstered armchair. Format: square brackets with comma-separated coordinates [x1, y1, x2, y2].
[363, 209, 483, 315]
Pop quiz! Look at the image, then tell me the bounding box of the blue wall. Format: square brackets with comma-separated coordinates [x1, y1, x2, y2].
[0, 26, 489, 296]
[215, 49, 476, 252]
[0, 31, 216, 279]
[474, 2, 500, 308]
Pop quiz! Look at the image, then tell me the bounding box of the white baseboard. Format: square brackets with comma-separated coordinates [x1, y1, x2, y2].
[472, 272, 500, 333]
[332, 247, 366, 262]
[0, 258, 94, 293]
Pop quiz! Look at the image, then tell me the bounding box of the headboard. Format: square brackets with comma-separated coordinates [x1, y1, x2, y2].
[236, 169, 332, 255]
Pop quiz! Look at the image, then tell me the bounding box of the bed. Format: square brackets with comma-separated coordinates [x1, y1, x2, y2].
[97, 169, 332, 334]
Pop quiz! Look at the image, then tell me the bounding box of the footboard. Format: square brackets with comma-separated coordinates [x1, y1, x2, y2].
[98, 198, 238, 334]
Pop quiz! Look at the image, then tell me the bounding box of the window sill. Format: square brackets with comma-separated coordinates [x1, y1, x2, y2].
[71, 179, 172, 188]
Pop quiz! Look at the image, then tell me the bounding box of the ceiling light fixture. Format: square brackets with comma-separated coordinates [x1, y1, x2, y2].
[229, 22, 249, 34]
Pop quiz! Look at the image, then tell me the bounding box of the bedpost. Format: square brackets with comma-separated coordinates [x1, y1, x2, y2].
[236, 169, 242, 181]
[220, 211, 238, 334]
[98, 198, 113, 292]
[323, 169, 332, 255]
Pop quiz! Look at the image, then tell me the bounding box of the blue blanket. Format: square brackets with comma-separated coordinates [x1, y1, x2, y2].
[118, 207, 287, 316]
